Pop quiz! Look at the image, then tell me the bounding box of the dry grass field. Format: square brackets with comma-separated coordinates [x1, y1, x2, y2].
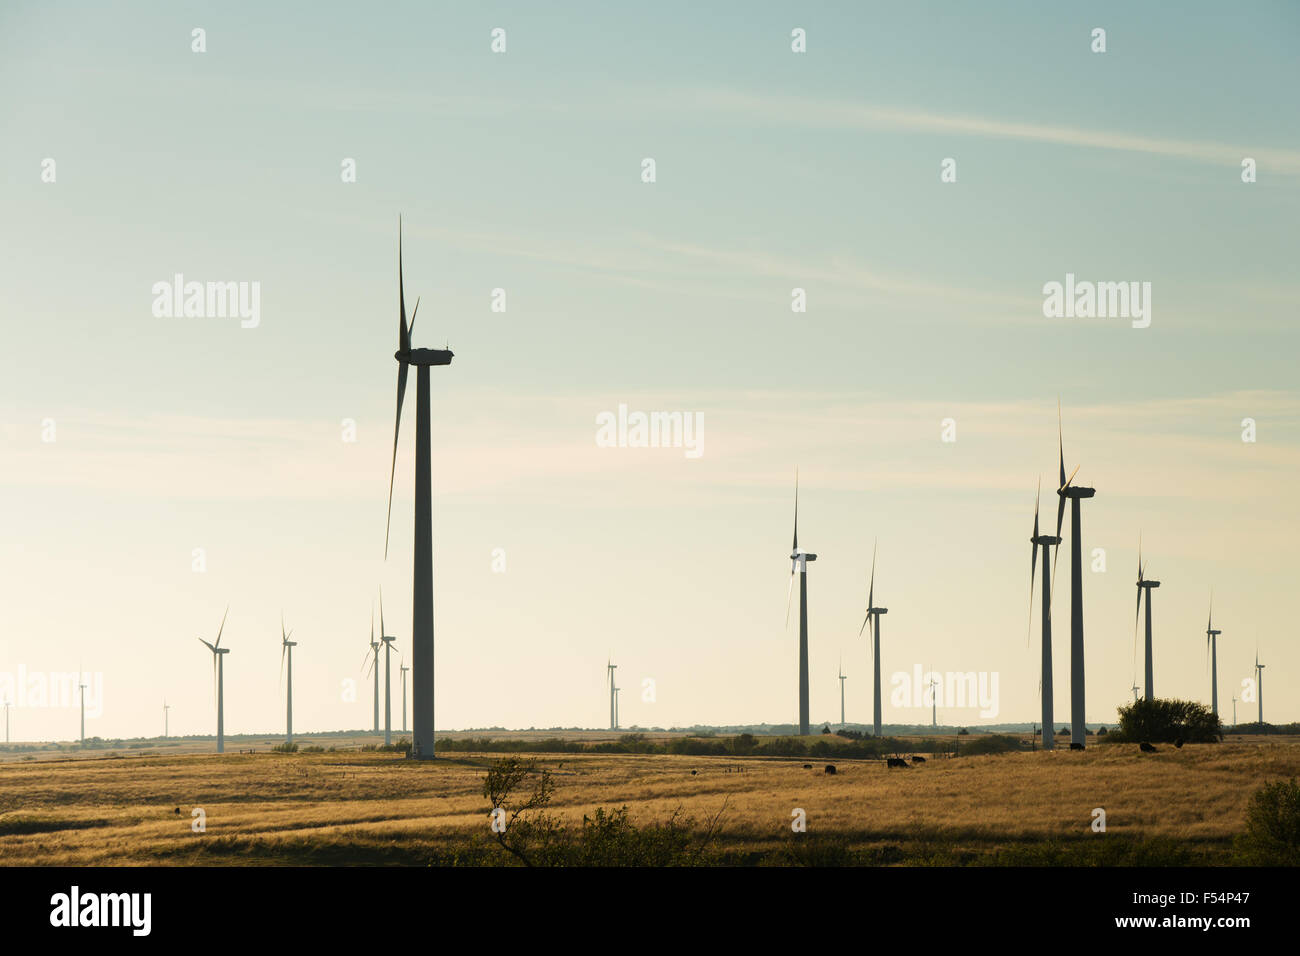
[1, 736, 1297, 866]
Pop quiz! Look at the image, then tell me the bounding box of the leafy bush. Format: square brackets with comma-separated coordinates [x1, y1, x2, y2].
[1235, 778, 1300, 865]
[1113, 698, 1221, 744]
[271, 742, 298, 753]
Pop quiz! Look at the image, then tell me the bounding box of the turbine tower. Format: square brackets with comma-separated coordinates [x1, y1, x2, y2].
[383, 219, 454, 760]
[858, 541, 887, 738]
[1134, 538, 1160, 701]
[1053, 404, 1095, 749]
[4, 697, 10, 744]
[606, 659, 617, 731]
[400, 659, 410, 733]
[1028, 478, 1060, 751]
[280, 615, 297, 744]
[928, 669, 939, 729]
[1205, 595, 1221, 717]
[1131, 682, 1140, 703]
[786, 469, 816, 736]
[613, 685, 620, 730]
[198, 607, 231, 754]
[378, 591, 398, 747]
[1231, 695, 1237, 727]
[1255, 651, 1265, 726]
[163, 699, 169, 739]
[838, 658, 847, 729]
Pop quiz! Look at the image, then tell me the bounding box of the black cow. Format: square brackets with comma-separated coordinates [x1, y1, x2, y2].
[886, 757, 909, 768]
[1069, 742, 1085, 751]
[1174, 738, 1184, 749]
[824, 765, 837, 774]
[1139, 741, 1158, 753]
[911, 755, 926, 764]
[803, 763, 813, 769]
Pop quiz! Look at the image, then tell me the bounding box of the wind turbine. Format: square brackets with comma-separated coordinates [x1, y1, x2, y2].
[163, 699, 169, 739]
[198, 607, 231, 754]
[1134, 538, 1160, 701]
[3, 697, 9, 744]
[927, 667, 939, 729]
[400, 659, 410, 733]
[837, 658, 847, 729]
[786, 469, 816, 736]
[613, 685, 621, 730]
[1131, 682, 1140, 703]
[1205, 594, 1221, 717]
[1028, 478, 1060, 751]
[378, 591, 398, 747]
[78, 669, 87, 745]
[364, 608, 381, 734]
[280, 614, 297, 744]
[858, 540, 887, 738]
[1255, 651, 1265, 726]
[606, 659, 617, 731]
[1231, 694, 1238, 727]
[1052, 403, 1095, 749]
[383, 218, 454, 760]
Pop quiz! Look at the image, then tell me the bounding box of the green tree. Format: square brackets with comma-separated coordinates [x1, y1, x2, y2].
[1115, 698, 1221, 743]
[1235, 778, 1300, 865]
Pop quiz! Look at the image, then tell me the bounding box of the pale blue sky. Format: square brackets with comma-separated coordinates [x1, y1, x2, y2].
[1, 2, 1296, 740]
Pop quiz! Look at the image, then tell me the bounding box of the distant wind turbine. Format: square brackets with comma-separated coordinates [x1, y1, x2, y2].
[383, 218, 455, 760]
[280, 614, 297, 744]
[606, 659, 617, 731]
[1134, 537, 1160, 701]
[198, 607, 231, 754]
[365, 606, 381, 734]
[1231, 694, 1238, 727]
[1205, 593, 1221, 717]
[927, 667, 939, 729]
[1052, 403, 1095, 749]
[613, 685, 621, 730]
[163, 699, 169, 739]
[3, 697, 9, 744]
[858, 540, 887, 738]
[1131, 682, 1140, 704]
[378, 591, 398, 746]
[838, 658, 847, 730]
[79, 668, 87, 745]
[1255, 650, 1265, 726]
[786, 469, 817, 736]
[400, 658, 410, 734]
[1028, 478, 1061, 751]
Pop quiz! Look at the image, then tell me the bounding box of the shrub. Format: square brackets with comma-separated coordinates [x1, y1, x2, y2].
[1235, 778, 1300, 866]
[271, 742, 298, 753]
[1114, 698, 1221, 744]
[958, 734, 1026, 756]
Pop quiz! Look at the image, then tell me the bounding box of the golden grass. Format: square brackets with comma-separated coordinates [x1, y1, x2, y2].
[0, 741, 1295, 865]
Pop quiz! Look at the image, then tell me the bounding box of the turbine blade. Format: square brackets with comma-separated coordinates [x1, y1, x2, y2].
[399, 218, 410, 354]
[215, 605, 228, 650]
[408, 296, 419, 342]
[867, 539, 877, 611]
[785, 570, 795, 627]
[1029, 480, 1040, 648]
[384, 360, 410, 559]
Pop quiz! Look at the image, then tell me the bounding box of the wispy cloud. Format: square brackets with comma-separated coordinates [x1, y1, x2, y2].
[675, 89, 1300, 176]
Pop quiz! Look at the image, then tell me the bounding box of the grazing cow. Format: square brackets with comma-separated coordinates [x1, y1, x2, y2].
[690, 770, 698, 776]
[1069, 742, 1085, 751]
[173, 807, 181, 815]
[803, 763, 813, 769]
[824, 765, 837, 775]
[886, 757, 909, 769]
[911, 755, 927, 764]
[1139, 741, 1157, 753]
[1174, 738, 1184, 749]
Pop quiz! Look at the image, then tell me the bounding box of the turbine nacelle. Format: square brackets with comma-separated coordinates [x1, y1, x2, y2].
[1059, 485, 1096, 499]
[1207, 629, 1222, 637]
[1137, 579, 1161, 589]
[1031, 534, 1061, 546]
[396, 347, 454, 367]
